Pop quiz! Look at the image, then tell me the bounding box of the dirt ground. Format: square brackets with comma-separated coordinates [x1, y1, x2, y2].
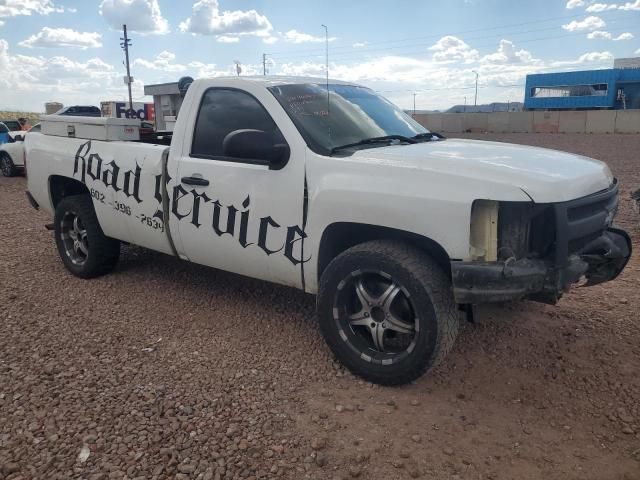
[1, 133, 638, 480]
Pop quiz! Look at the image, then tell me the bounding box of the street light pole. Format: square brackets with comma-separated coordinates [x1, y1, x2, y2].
[472, 70, 479, 107]
[413, 93, 417, 117]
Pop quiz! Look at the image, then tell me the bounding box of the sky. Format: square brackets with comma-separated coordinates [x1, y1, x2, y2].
[0, 0, 639, 112]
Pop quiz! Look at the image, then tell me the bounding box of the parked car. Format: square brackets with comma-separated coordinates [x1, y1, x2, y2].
[55, 105, 101, 117]
[0, 123, 40, 176]
[24, 76, 631, 385]
[0, 119, 23, 132]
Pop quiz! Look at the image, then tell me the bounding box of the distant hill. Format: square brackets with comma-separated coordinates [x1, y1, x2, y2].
[446, 102, 524, 113]
[0, 111, 41, 125]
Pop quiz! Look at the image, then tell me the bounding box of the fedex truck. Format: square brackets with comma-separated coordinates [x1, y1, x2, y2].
[100, 101, 155, 122]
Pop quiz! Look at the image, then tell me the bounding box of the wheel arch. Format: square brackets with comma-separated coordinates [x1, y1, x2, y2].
[49, 175, 90, 209]
[317, 222, 452, 283]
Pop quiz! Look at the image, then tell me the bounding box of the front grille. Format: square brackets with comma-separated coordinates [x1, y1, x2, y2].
[555, 180, 619, 261]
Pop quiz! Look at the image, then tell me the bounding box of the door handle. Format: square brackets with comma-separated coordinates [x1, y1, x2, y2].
[181, 176, 210, 186]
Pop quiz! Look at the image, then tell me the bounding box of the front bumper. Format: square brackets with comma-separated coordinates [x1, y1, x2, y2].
[452, 181, 632, 305]
[452, 228, 631, 304]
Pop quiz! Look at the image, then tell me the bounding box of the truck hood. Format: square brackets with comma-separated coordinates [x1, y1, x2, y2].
[351, 139, 613, 203]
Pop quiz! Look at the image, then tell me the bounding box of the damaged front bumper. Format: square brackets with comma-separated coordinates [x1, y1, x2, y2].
[452, 227, 631, 304]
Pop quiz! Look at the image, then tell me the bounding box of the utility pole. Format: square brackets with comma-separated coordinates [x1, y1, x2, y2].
[472, 70, 479, 107]
[412, 93, 417, 117]
[464, 96, 467, 113]
[262, 53, 268, 76]
[120, 24, 134, 117]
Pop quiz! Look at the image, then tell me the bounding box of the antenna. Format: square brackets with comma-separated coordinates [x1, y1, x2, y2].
[120, 24, 134, 117]
[321, 24, 330, 142]
[262, 53, 269, 76]
[234, 60, 242, 76]
[412, 93, 417, 117]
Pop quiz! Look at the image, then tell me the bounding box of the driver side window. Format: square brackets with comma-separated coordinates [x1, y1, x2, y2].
[191, 88, 286, 161]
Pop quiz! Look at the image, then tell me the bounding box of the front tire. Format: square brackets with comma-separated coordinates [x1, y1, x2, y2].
[54, 195, 120, 278]
[317, 240, 459, 385]
[0, 153, 16, 177]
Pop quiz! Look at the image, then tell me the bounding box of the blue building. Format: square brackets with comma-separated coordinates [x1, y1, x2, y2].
[524, 68, 640, 110]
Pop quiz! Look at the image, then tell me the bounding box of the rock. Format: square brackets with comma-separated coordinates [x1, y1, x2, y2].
[410, 400, 420, 407]
[2, 463, 20, 474]
[335, 405, 345, 413]
[443, 447, 454, 456]
[178, 463, 196, 474]
[348, 465, 362, 477]
[77, 445, 91, 463]
[621, 425, 634, 435]
[315, 452, 327, 467]
[617, 409, 634, 424]
[311, 437, 326, 450]
[456, 393, 466, 400]
[410, 435, 421, 443]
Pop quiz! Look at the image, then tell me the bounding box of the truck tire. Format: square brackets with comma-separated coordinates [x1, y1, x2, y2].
[317, 240, 459, 385]
[54, 194, 120, 278]
[0, 153, 16, 177]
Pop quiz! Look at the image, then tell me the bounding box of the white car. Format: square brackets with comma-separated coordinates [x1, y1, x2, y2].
[24, 77, 631, 385]
[0, 123, 40, 177]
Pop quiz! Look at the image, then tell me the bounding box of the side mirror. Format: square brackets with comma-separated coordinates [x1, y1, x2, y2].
[222, 129, 290, 170]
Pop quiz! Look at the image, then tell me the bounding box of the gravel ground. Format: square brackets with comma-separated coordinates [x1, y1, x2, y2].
[1, 133, 639, 480]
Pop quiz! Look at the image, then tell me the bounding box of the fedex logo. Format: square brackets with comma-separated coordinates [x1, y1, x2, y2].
[114, 103, 155, 121]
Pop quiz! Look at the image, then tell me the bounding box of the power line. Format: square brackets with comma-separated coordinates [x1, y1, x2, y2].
[271, 20, 638, 64]
[268, 9, 626, 57]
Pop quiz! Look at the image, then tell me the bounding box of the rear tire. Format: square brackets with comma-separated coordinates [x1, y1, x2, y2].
[317, 240, 459, 385]
[0, 153, 16, 177]
[54, 195, 120, 278]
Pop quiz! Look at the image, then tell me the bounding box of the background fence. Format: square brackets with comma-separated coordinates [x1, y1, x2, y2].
[413, 110, 640, 134]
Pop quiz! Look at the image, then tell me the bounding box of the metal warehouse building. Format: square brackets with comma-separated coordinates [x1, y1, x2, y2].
[524, 58, 640, 110]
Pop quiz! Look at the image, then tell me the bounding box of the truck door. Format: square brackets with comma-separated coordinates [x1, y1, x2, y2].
[169, 84, 308, 289]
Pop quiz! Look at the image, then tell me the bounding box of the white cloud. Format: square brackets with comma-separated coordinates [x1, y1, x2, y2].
[566, 0, 585, 8]
[636, 48, 640, 54]
[586, 3, 619, 11]
[283, 30, 336, 44]
[562, 16, 606, 31]
[19, 27, 102, 49]
[613, 32, 634, 40]
[0, 38, 126, 109]
[619, 0, 640, 9]
[0, 20, 4, 27]
[133, 51, 187, 72]
[552, 50, 614, 66]
[179, 0, 273, 39]
[99, 0, 169, 35]
[353, 42, 367, 48]
[0, 0, 64, 17]
[429, 35, 479, 63]
[587, 30, 612, 39]
[587, 30, 634, 40]
[262, 36, 278, 45]
[480, 39, 537, 64]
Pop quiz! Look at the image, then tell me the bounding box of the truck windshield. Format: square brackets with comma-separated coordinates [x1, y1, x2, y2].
[268, 84, 429, 155]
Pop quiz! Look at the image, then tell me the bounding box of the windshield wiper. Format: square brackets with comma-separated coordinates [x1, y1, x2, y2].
[412, 132, 446, 141]
[330, 135, 417, 154]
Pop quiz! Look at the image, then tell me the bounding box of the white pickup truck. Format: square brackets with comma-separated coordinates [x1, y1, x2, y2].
[25, 76, 631, 385]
